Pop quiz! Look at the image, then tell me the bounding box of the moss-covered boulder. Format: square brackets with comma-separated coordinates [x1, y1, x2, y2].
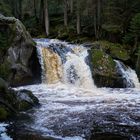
[0, 78, 39, 121]
[89, 48, 124, 88]
[0, 14, 41, 86]
[93, 41, 130, 61]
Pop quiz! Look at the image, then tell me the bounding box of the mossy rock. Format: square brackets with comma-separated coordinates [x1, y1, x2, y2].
[0, 16, 18, 80]
[89, 48, 124, 87]
[15, 89, 39, 111]
[90, 49, 116, 77]
[0, 106, 8, 121]
[0, 61, 11, 80]
[18, 101, 33, 111]
[94, 41, 130, 61]
[0, 77, 39, 121]
[0, 18, 16, 52]
[0, 14, 41, 86]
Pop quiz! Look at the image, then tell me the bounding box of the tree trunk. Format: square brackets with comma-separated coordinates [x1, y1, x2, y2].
[97, 0, 101, 39]
[13, 0, 18, 18]
[133, 36, 138, 53]
[136, 48, 140, 80]
[33, 0, 37, 20]
[44, 0, 49, 36]
[94, 12, 97, 39]
[64, 0, 68, 26]
[40, 0, 45, 28]
[97, 0, 101, 28]
[76, 0, 81, 35]
[70, 0, 73, 14]
[18, 0, 22, 19]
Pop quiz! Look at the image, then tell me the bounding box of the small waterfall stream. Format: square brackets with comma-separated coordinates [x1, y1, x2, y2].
[115, 60, 140, 88]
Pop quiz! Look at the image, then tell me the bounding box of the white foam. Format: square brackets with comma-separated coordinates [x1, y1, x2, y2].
[115, 60, 140, 88]
[15, 84, 140, 139]
[0, 123, 12, 140]
[63, 51, 96, 89]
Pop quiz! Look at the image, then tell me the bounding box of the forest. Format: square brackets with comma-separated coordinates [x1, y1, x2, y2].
[0, 0, 140, 42]
[0, 0, 140, 140]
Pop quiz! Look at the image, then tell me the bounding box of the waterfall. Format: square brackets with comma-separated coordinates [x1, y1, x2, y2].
[35, 39, 95, 89]
[115, 60, 140, 88]
[35, 39, 140, 89]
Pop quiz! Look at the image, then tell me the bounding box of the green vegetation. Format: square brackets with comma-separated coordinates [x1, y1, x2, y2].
[0, 0, 139, 42]
[90, 49, 116, 77]
[0, 0, 12, 16]
[0, 107, 8, 120]
[0, 61, 11, 80]
[124, 13, 140, 52]
[95, 41, 130, 61]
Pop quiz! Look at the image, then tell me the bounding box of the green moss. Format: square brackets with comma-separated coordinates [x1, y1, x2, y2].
[18, 101, 31, 111]
[102, 24, 122, 33]
[9, 23, 16, 43]
[57, 26, 70, 39]
[0, 28, 10, 51]
[95, 41, 130, 61]
[0, 107, 8, 120]
[91, 49, 116, 76]
[91, 50, 104, 66]
[0, 23, 16, 53]
[0, 61, 11, 80]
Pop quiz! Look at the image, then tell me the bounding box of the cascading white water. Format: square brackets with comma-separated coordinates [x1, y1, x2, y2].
[35, 39, 140, 89]
[115, 60, 140, 88]
[35, 39, 96, 90]
[63, 52, 95, 89]
[36, 46, 46, 82]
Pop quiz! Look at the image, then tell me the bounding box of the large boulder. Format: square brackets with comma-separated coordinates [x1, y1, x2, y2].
[0, 78, 39, 121]
[0, 14, 41, 86]
[89, 48, 124, 88]
[92, 41, 130, 61]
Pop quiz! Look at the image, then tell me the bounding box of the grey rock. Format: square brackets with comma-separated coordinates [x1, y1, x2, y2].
[0, 14, 41, 86]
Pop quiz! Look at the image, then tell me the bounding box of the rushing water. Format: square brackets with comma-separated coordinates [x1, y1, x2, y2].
[115, 60, 140, 88]
[36, 39, 95, 89]
[1, 39, 140, 140]
[12, 84, 140, 140]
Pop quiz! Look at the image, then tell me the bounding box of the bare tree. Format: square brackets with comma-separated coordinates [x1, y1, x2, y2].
[64, 0, 68, 26]
[97, 0, 101, 39]
[70, 0, 73, 14]
[40, 0, 44, 28]
[76, 0, 81, 34]
[44, 0, 49, 36]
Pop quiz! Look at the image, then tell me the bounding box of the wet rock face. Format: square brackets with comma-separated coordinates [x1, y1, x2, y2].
[0, 14, 41, 86]
[0, 77, 39, 121]
[89, 48, 124, 88]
